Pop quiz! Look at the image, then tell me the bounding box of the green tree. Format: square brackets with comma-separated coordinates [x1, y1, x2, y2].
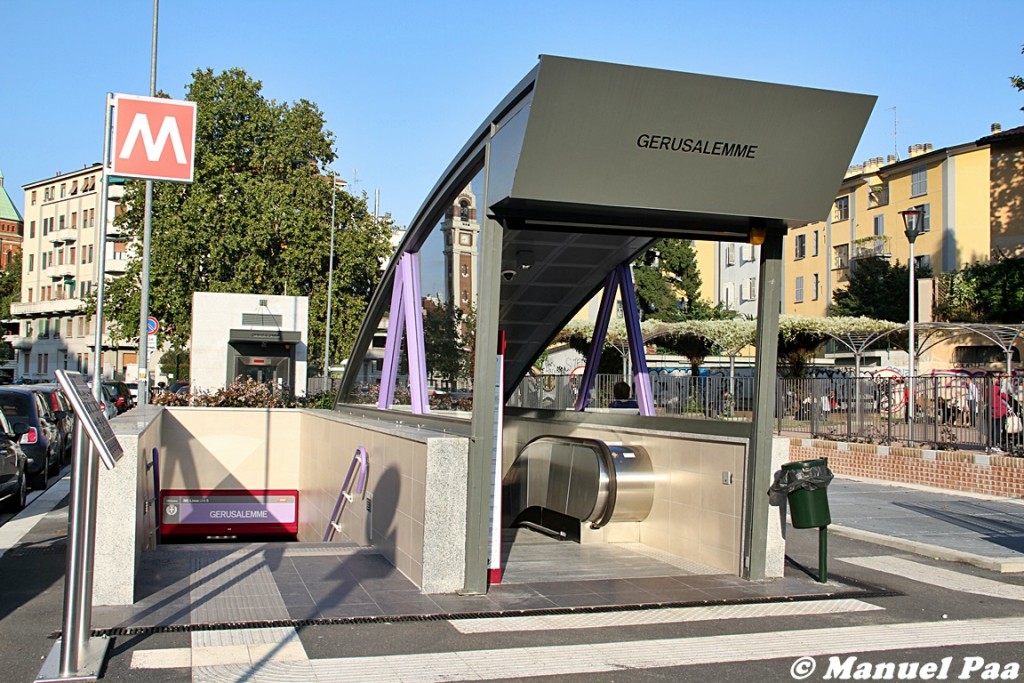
[633, 239, 724, 321]
[97, 68, 394, 370]
[934, 257, 1024, 323]
[831, 257, 930, 322]
[422, 299, 471, 390]
[0, 251, 21, 319]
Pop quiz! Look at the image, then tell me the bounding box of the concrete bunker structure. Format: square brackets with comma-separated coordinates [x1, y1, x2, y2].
[89, 56, 873, 606]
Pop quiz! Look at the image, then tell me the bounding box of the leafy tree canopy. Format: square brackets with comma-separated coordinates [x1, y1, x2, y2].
[97, 68, 394, 369]
[0, 251, 22, 319]
[1012, 44, 1024, 110]
[633, 239, 729, 321]
[831, 256, 930, 322]
[934, 256, 1024, 323]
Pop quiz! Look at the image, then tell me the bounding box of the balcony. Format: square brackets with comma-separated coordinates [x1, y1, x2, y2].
[10, 298, 85, 317]
[851, 236, 891, 260]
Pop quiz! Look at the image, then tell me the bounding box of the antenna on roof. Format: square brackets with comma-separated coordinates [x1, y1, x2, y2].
[888, 106, 899, 161]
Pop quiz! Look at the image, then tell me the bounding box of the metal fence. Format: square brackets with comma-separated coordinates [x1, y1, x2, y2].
[508, 372, 1024, 452]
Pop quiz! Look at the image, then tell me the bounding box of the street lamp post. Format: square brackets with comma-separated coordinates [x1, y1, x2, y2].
[323, 171, 338, 385]
[900, 207, 924, 445]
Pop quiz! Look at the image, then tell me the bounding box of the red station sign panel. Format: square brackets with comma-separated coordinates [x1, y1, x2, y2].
[111, 94, 197, 183]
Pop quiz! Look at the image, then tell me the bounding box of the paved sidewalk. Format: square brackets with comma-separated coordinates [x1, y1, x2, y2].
[827, 477, 1024, 573]
[3, 473, 1024, 680]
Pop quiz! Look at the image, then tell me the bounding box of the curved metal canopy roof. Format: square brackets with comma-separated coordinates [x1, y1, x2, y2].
[340, 56, 875, 400]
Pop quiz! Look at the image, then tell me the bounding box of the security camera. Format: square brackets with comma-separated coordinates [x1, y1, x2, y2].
[502, 269, 516, 282]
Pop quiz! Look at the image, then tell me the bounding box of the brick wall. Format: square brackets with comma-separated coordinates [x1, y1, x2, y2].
[789, 439, 1024, 498]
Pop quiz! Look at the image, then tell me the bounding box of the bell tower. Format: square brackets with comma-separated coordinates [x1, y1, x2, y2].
[441, 185, 480, 314]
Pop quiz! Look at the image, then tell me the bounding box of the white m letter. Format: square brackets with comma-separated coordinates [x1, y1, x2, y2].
[119, 114, 187, 164]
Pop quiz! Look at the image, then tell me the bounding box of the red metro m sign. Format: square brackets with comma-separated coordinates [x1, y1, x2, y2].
[111, 94, 197, 183]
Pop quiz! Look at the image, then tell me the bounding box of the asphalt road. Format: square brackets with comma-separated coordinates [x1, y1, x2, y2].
[4, 485, 1024, 682]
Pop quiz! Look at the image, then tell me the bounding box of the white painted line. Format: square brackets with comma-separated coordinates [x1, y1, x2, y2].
[451, 598, 883, 633]
[0, 474, 70, 560]
[839, 555, 1024, 601]
[831, 524, 1024, 573]
[306, 616, 1024, 682]
[130, 647, 191, 669]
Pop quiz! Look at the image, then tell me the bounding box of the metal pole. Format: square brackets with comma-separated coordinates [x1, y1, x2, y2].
[743, 227, 784, 580]
[818, 526, 828, 583]
[137, 0, 159, 407]
[91, 95, 114, 402]
[908, 240, 916, 445]
[59, 422, 90, 675]
[76, 442, 100, 649]
[324, 172, 336, 382]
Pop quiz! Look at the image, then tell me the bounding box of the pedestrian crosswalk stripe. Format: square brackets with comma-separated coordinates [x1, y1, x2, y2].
[839, 555, 1024, 601]
[450, 598, 882, 633]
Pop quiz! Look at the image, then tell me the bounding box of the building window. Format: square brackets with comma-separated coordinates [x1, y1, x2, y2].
[794, 234, 806, 259]
[795, 276, 805, 303]
[69, 246, 76, 263]
[112, 241, 126, 260]
[909, 203, 931, 232]
[868, 182, 889, 208]
[28, 254, 33, 272]
[29, 221, 35, 238]
[833, 196, 850, 222]
[911, 166, 928, 197]
[59, 215, 65, 230]
[60, 184, 66, 198]
[915, 254, 932, 271]
[725, 244, 736, 266]
[31, 191, 36, 206]
[89, 209, 95, 227]
[87, 245, 93, 263]
[27, 288, 32, 302]
[812, 230, 819, 256]
[833, 244, 850, 270]
[71, 211, 77, 228]
[812, 273, 820, 301]
[874, 214, 884, 235]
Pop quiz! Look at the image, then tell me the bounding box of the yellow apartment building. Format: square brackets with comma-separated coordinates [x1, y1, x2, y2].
[785, 135, 992, 319]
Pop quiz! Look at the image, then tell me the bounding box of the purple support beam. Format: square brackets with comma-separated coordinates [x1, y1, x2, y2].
[403, 252, 430, 414]
[574, 269, 620, 411]
[377, 262, 406, 410]
[378, 252, 430, 414]
[616, 264, 655, 416]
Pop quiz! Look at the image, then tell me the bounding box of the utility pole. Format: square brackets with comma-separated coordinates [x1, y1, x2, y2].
[323, 171, 337, 384]
[136, 0, 159, 407]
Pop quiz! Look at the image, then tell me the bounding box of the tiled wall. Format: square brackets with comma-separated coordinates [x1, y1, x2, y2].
[503, 416, 749, 574]
[296, 410, 468, 592]
[157, 408, 468, 593]
[789, 438, 1024, 497]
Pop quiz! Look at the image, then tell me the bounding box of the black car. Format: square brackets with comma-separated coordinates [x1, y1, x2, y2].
[0, 387, 63, 490]
[0, 411, 28, 512]
[29, 384, 74, 465]
[102, 381, 134, 414]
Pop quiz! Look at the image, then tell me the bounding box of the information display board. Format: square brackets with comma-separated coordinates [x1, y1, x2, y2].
[161, 489, 299, 536]
[55, 370, 123, 469]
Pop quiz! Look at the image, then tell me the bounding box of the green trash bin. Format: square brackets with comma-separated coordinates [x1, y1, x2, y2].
[780, 458, 832, 529]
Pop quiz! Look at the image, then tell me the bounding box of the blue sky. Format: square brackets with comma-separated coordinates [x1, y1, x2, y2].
[1, 1, 1022, 227]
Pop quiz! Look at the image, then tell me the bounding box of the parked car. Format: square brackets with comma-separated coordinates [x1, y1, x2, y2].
[99, 385, 120, 420]
[102, 381, 134, 414]
[29, 384, 74, 465]
[0, 387, 62, 490]
[0, 411, 28, 512]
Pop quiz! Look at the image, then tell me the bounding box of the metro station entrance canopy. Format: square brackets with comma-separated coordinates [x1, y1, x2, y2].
[337, 56, 874, 588]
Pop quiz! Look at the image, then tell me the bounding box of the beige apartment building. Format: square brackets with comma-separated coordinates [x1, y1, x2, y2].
[11, 164, 136, 381]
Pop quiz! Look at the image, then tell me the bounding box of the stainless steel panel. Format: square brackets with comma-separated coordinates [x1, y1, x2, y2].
[502, 436, 653, 536]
